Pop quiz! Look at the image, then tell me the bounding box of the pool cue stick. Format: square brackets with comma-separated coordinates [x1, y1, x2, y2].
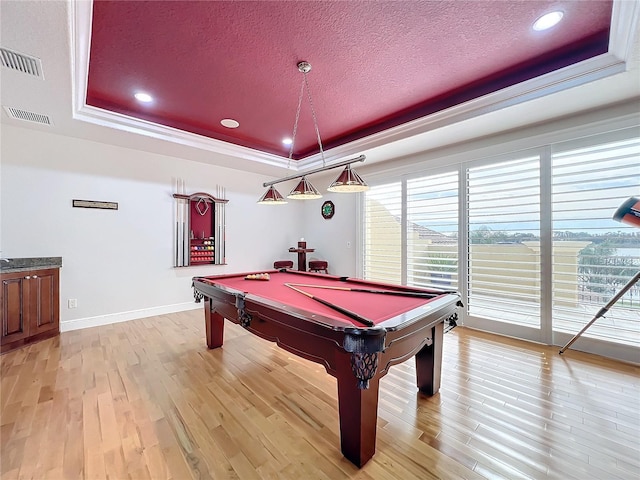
[284, 284, 375, 327]
[177, 178, 184, 266]
[181, 179, 189, 266]
[179, 179, 185, 266]
[286, 283, 441, 298]
[559, 270, 640, 354]
[174, 178, 179, 267]
[335, 277, 456, 295]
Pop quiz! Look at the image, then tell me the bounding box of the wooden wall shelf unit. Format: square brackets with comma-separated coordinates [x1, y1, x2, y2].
[173, 191, 228, 267]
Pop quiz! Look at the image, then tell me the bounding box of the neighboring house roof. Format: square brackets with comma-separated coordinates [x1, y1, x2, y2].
[398, 215, 457, 244]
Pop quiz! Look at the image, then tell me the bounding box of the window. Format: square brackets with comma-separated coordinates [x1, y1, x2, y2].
[467, 157, 541, 328]
[406, 171, 459, 289]
[551, 136, 640, 347]
[361, 127, 640, 360]
[363, 182, 402, 283]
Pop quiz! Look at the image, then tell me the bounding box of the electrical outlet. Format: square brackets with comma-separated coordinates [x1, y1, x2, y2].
[68, 299, 77, 309]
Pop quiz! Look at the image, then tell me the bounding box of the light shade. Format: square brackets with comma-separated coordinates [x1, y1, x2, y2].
[327, 165, 369, 192]
[257, 186, 288, 204]
[287, 177, 322, 200]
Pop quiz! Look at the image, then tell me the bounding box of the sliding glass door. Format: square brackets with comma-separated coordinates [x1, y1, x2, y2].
[361, 127, 640, 360]
[363, 182, 402, 284]
[465, 156, 544, 342]
[406, 171, 459, 290]
[551, 134, 640, 350]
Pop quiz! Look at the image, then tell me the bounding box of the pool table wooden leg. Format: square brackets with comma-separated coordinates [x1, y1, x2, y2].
[415, 321, 444, 395]
[204, 299, 224, 349]
[335, 354, 381, 467]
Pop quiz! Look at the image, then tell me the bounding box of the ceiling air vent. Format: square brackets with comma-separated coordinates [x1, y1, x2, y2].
[0, 47, 44, 79]
[3, 106, 52, 126]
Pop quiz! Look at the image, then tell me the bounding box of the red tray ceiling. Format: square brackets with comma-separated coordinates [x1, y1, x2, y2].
[86, 1, 612, 159]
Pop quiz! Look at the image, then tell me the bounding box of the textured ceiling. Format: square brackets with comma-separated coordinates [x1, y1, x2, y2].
[86, 0, 612, 159]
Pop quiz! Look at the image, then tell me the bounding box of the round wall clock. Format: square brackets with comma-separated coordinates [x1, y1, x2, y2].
[321, 200, 335, 219]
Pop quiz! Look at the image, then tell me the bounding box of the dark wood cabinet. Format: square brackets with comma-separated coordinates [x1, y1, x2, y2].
[1, 268, 60, 353]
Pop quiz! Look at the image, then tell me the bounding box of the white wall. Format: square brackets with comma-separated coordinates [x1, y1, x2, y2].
[0, 125, 305, 331]
[299, 173, 360, 278]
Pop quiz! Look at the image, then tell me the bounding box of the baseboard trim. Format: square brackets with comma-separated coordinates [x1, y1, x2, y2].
[60, 302, 201, 332]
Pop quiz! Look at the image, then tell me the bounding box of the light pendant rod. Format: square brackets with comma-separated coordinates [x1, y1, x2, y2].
[299, 62, 326, 167]
[263, 155, 366, 188]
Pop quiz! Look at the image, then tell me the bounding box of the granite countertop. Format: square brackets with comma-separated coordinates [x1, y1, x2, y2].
[0, 257, 63, 273]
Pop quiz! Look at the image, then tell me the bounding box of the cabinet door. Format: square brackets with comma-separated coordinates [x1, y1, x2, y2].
[1, 273, 30, 345]
[28, 269, 59, 336]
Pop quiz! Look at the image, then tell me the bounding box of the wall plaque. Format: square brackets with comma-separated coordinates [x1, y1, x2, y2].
[72, 199, 118, 210]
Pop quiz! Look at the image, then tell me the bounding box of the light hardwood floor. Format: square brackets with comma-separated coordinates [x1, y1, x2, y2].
[1, 309, 638, 479]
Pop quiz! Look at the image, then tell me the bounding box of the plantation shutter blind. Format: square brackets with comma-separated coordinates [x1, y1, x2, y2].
[406, 171, 459, 289]
[466, 157, 542, 327]
[551, 136, 640, 347]
[363, 182, 403, 284]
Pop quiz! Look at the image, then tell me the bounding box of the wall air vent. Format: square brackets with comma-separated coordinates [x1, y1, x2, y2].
[3, 106, 52, 126]
[0, 47, 44, 78]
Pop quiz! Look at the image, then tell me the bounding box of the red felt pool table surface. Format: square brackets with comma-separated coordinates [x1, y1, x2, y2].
[202, 269, 440, 326]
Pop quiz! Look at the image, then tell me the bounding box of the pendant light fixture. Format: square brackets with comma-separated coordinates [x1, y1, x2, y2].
[257, 185, 287, 204]
[287, 176, 322, 199]
[327, 164, 369, 192]
[258, 61, 369, 204]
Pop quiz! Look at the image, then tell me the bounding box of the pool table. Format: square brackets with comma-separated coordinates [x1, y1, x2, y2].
[192, 269, 461, 467]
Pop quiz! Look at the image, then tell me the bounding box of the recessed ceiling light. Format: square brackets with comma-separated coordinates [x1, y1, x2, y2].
[282, 138, 293, 145]
[221, 118, 239, 128]
[533, 11, 563, 31]
[134, 92, 153, 103]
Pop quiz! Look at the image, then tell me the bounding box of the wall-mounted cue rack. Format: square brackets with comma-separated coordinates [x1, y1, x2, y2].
[173, 184, 228, 267]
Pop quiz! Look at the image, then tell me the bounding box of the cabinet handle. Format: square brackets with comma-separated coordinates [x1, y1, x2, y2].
[33, 275, 38, 279]
[24, 276, 31, 279]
